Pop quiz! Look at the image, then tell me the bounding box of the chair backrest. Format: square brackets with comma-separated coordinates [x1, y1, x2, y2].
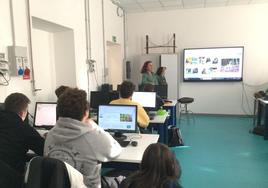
[24, 157, 70, 188]
[0, 160, 22, 188]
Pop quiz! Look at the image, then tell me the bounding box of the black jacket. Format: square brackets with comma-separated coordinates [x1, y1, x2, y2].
[0, 110, 44, 174]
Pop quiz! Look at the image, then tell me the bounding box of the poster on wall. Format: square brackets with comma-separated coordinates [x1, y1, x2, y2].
[183, 46, 244, 82]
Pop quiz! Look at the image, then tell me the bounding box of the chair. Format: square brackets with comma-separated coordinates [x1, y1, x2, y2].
[24, 157, 71, 188]
[177, 97, 194, 122]
[0, 160, 22, 188]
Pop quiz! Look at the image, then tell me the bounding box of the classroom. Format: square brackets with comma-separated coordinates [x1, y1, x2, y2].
[1, 0, 268, 188]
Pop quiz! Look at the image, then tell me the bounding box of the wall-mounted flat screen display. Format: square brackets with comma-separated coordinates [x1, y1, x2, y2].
[183, 46, 244, 82]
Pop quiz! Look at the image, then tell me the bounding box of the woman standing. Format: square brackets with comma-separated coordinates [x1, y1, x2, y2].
[141, 61, 158, 86]
[156, 67, 167, 85]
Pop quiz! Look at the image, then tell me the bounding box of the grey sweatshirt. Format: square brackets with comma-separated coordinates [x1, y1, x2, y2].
[44, 117, 122, 188]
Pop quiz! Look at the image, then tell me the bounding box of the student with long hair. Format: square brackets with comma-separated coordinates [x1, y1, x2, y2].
[156, 67, 167, 85]
[120, 143, 182, 188]
[141, 61, 158, 86]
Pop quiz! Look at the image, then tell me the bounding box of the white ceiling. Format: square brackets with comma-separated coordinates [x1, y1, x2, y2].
[118, 0, 268, 13]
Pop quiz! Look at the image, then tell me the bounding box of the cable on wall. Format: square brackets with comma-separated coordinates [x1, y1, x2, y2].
[0, 72, 10, 86]
[9, 0, 16, 47]
[85, 0, 91, 100]
[25, 0, 39, 94]
[101, 0, 107, 84]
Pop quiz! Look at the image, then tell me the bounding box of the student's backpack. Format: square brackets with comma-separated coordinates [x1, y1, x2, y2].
[168, 126, 184, 147]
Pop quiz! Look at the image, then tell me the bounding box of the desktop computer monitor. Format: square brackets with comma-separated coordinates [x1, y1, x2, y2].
[109, 91, 120, 101]
[98, 105, 137, 140]
[154, 85, 168, 99]
[90, 91, 119, 110]
[34, 102, 57, 129]
[132, 92, 156, 108]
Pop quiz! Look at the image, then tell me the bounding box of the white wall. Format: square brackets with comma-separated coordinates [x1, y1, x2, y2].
[126, 4, 268, 115]
[0, 0, 124, 114]
[107, 42, 122, 89]
[0, 0, 35, 112]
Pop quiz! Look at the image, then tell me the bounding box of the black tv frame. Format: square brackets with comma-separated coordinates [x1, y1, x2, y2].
[183, 46, 244, 82]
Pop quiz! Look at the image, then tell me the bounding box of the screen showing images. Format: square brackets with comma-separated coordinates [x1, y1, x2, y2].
[98, 105, 137, 132]
[183, 47, 244, 81]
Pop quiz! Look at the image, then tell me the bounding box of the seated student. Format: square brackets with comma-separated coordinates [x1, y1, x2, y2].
[0, 93, 45, 175]
[120, 143, 182, 188]
[110, 81, 150, 130]
[55, 85, 69, 98]
[44, 88, 122, 188]
[143, 84, 164, 110]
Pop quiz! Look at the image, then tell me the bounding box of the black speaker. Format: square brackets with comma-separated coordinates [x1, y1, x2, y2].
[126, 61, 131, 79]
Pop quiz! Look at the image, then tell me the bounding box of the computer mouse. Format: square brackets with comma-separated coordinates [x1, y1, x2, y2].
[131, 141, 138, 147]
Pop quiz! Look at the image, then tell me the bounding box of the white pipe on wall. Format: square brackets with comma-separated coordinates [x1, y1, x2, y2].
[101, 0, 107, 84]
[25, 0, 39, 94]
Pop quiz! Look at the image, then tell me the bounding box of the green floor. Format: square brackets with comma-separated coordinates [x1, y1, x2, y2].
[172, 115, 268, 188]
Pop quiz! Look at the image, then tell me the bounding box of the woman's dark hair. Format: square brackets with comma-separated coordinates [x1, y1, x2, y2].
[55, 85, 69, 98]
[120, 81, 135, 98]
[156, 67, 166, 76]
[141, 61, 152, 73]
[124, 143, 181, 188]
[4, 93, 30, 114]
[57, 88, 89, 121]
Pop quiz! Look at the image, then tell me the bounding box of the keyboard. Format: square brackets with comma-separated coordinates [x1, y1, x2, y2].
[117, 140, 130, 147]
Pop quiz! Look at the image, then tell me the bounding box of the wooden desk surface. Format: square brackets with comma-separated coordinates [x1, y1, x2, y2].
[163, 100, 177, 107]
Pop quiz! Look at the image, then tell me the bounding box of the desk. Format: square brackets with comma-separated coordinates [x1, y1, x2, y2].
[110, 134, 159, 163]
[91, 111, 168, 144]
[163, 100, 177, 126]
[104, 134, 159, 170]
[149, 112, 169, 144]
[33, 130, 159, 164]
[257, 98, 268, 140]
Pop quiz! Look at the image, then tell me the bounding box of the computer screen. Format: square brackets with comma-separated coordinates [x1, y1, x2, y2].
[90, 91, 119, 110]
[34, 102, 57, 129]
[132, 92, 156, 108]
[154, 85, 168, 99]
[98, 105, 137, 134]
[183, 46, 244, 82]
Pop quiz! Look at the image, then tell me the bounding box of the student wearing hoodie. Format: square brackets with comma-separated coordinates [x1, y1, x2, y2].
[44, 88, 122, 188]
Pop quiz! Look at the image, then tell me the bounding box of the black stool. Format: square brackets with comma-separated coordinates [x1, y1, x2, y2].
[178, 97, 194, 122]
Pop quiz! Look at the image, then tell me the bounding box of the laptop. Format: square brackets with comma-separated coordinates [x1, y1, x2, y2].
[33, 102, 57, 130]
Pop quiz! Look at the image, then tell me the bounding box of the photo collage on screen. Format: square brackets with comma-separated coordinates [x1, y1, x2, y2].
[184, 47, 243, 80]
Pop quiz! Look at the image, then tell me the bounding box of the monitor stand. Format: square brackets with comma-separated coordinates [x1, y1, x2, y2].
[113, 131, 127, 141]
